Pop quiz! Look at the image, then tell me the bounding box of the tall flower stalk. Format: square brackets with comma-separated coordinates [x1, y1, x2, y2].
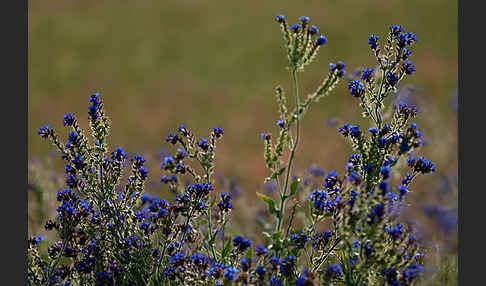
[258, 15, 345, 257]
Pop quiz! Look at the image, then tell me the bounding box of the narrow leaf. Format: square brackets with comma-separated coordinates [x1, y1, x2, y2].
[256, 192, 278, 215]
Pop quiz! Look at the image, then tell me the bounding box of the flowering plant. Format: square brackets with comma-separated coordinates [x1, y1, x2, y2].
[28, 14, 434, 286]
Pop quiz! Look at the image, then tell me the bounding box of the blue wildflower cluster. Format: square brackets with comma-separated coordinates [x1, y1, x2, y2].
[29, 94, 158, 285]
[254, 21, 434, 285]
[29, 16, 435, 286]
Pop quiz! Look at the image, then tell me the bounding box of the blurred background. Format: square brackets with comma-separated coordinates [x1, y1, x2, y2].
[28, 0, 457, 284]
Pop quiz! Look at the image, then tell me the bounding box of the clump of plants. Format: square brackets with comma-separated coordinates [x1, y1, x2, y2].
[28, 14, 434, 286]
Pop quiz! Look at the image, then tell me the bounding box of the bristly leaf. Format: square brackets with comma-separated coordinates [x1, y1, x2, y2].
[221, 237, 232, 259]
[275, 85, 288, 120]
[290, 177, 301, 197]
[256, 192, 279, 216]
[245, 247, 253, 260]
[271, 167, 286, 180]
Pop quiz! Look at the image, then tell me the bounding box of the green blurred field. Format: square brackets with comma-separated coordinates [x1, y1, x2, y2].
[28, 0, 457, 204]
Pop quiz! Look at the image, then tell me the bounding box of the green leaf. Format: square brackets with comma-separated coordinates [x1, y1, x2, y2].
[272, 229, 283, 240]
[245, 247, 253, 260]
[290, 177, 301, 197]
[208, 230, 217, 245]
[221, 238, 232, 259]
[256, 192, 278, 215]
[273, 167, 286, 177]
[262, 232, 272, 239]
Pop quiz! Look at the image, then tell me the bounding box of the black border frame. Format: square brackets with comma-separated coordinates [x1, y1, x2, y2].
[459, 1, 484, 285]
[2, 0, 28, 283]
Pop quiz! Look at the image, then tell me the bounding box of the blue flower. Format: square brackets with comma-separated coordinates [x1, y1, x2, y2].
[274, 14, 285, 23]
[72, 156, 84, 169]
[347, 171, 361, 186]
[296, 268, 314, 286]
[38, 125, 53, 139]
[224, 267, 239, 281]
[175, 162, 185, 174]
[380, 166, 391, 180]
[406, 32, 418, 44]
[396, 32, 417, 48]
[408, 235, 417, 245]
[361, 68, 374, 82]
[312, 230, 333, 249]
[329, 61, 347, 77]
[407, 156, 435, 174]
[379, 181, 390, 196]
[364, 243, 375, 257]
[66, 174, 77, 188]
[140, 193, 151, 204]
[88, 95, 100, 120]
[402, 264, 425, 281]
[186, 183, 214, 197]
[316, 35, 328, 46]
[385, 224, 404, 240]
[270, 276, 283, 286]
[67, 131, 79, 147]
[279, 256, 295, 277]
[140, 221, 151, 234]
[241, 257, 251, 272]
[213, 126, 224, 138]
[310, 25, 319, 35]
[347, 189, 358, 208]
[368, 128, 379, 136]
[309, 189, 329, 210]
[63, 113, 75, 126]
[166, 132, 179, 145]
[133, 155, 146, 167]
[232, 235, 252, 252]
[29, 234, 45, 245]
[378, 137, 388, 148]
[398, 185, 408, 199]
[403, 60, 416, 75]
[291, 232, 309, 248]
[367, 204, 385, 225]
[382, 268, 398, 285]
[396, 102, 419, 118]
[217, 192, 233, 212]
[299, 16, 310, 23]
[169, 253, 185, 266]
[390, 25, 403, 36]
[255, 244, 268, 256]
[89, 93, 100, 103]
[368, 34, 380, 50]
[290, 23, 301, 33]
[197, 138, 209, 151]
[389, 133, 401, 144]
[339, 123, 360, 138]
[324, 170, 341, 191]
[363, 163, 374, 174]
[255, 266, 266, 279]
[276, 120, 285, 128]
[161, 156, 175, 170]
[112, 147, 127, 161]
[325, 264, 342, 279]
[348, 80, 365, 97]
[270, 256, 280, 269]
[387, 73, 399, 86]
[138, 167, 149, 180]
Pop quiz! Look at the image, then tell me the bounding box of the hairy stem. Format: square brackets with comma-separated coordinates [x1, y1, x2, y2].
[276, 69, 300, 234]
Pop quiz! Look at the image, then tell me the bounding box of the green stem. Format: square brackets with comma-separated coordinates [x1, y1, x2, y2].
[275, 69, 300, 234]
